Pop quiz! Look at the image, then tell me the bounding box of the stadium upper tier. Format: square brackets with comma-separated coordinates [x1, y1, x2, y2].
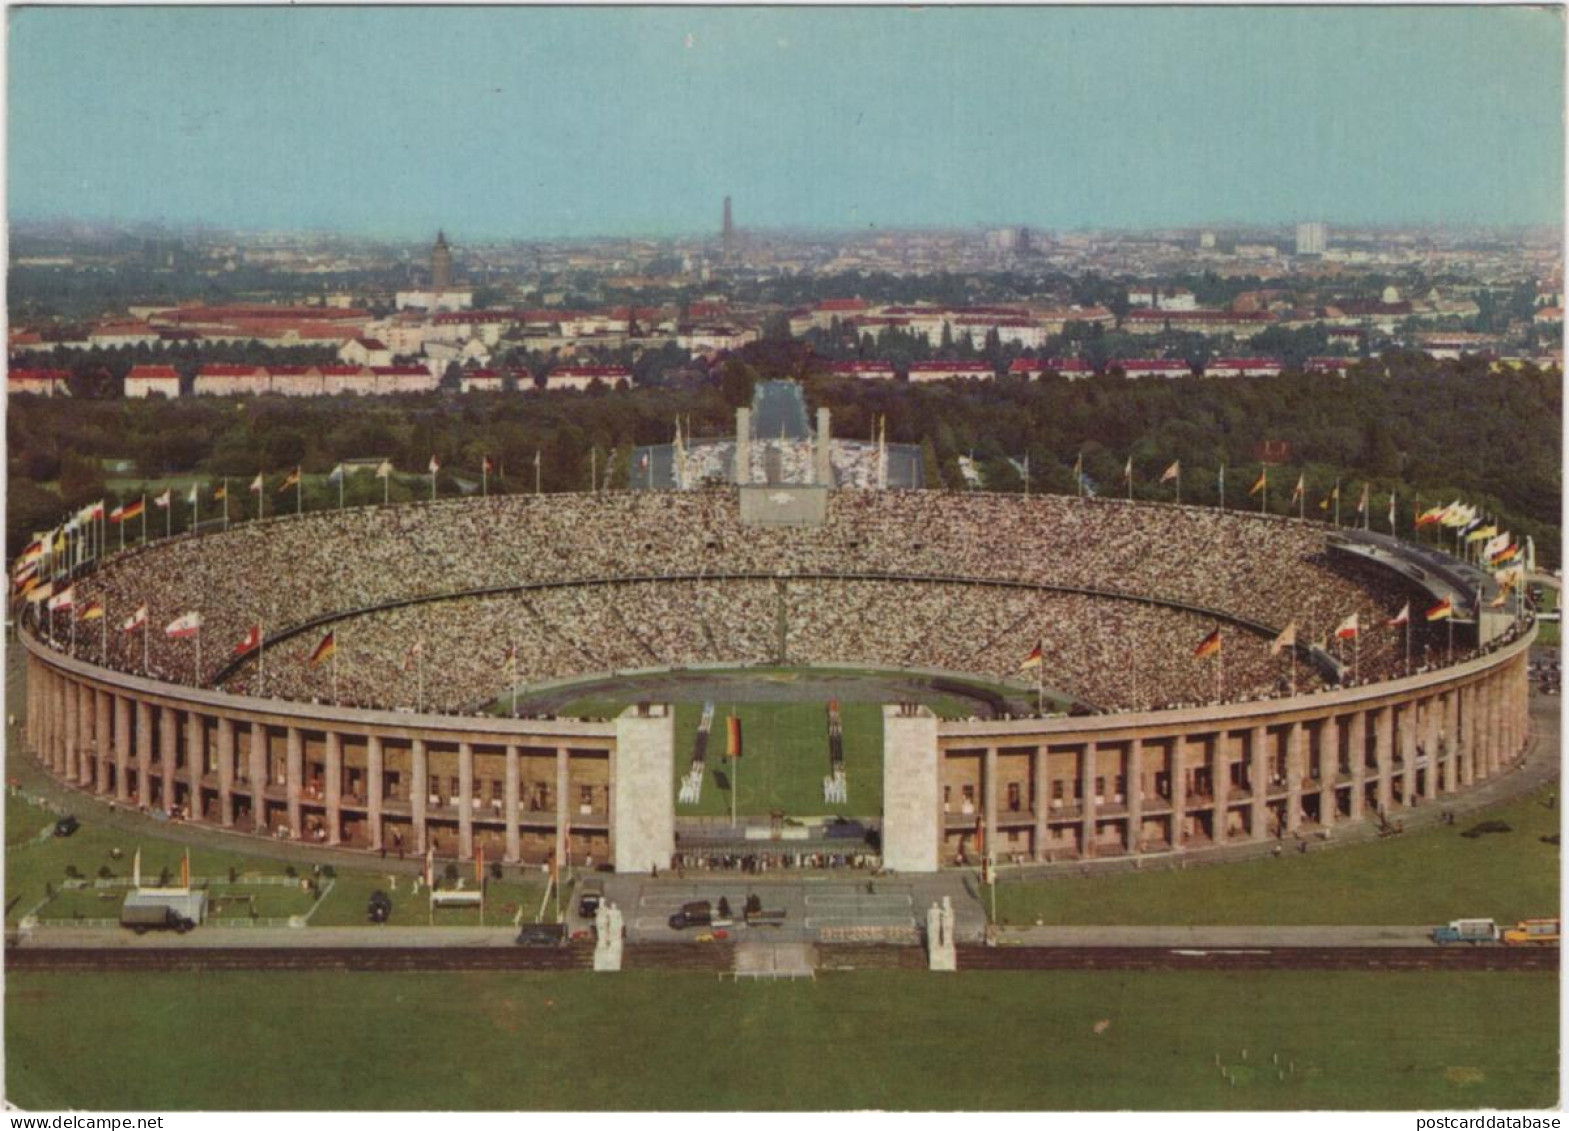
[50, 491, 1457, 712]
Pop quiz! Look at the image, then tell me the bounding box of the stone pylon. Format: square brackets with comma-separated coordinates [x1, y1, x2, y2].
[927, 895, 956, 972]
[594, 901, 624, 972]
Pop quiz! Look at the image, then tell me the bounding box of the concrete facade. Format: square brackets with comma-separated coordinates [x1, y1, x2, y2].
[611, 705, 675, 873]
[883, 705, 941, 872]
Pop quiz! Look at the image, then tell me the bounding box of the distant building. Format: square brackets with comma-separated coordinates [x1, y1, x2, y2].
[338, 337, 393, 367]
[1295, 222, 1328, 256]
[906, 360, 995, 383]
[125, 365, 181, 398]
[827, 360, 897, 380]
[1204, 357, 1283, 379]
[430, 230, 454, 291]
[542, 365, 634, 392]
[7, 368, 70, 397]
[396, 230, 473, 311]
[1111, 359, 1192, 379]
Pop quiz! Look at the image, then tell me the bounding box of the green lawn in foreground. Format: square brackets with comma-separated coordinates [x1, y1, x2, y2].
[994, 785, 1561, 927]
[1535, 586, 1559, 647]
[4, 970, 1555, 1111]
[666, 701, 883, 818]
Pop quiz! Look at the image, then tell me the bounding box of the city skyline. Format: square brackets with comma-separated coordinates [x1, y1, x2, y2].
[8, 6, 1566, 239]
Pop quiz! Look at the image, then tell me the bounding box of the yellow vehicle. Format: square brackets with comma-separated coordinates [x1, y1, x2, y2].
[1501, 918, 1561, 946]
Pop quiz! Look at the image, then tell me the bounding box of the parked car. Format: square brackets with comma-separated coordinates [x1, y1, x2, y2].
[1502, 918, 1560, 946]
[668, 900, 734, 931]
[515, 923, 565, 948]
[577, 878, 605, 920]
[53, 815, 79, 837]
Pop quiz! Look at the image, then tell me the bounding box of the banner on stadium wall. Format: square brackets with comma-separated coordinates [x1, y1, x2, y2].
[726, 715, 742, 759]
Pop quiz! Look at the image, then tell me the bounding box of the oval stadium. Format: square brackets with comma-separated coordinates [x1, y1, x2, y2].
[20, 428, 1533, 876]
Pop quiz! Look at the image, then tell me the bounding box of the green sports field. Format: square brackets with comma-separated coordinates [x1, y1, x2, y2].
[4, 969, 1555, 1110]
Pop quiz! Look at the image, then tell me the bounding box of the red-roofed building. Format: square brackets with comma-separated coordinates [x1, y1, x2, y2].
[1305, 357, 1352, 377]
[542, 366, 633, 392]
[1204, 357, 1282, 379]
[1012, 357, 1095, 379]
[338, 337, 393, 367]
[827, 360, 897, 380]
[459, 368, 515, 394]
[316, 366, 373, 396]
[1124, 309, 1275, 339]
[1111, 359, 1193, 379]
[371, 365, 440, 394]
[906, 360, 995, 383]
[7, 368, 70, 397]
[193, 364, 270, 396]
[125, 365, 181, 398]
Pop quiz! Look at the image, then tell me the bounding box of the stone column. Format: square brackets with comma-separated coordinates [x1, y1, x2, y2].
[285, 725, 303, 838]
[1347, 711, 1367, 820]
[114, 695, 132, 802]
[1421, 697, 1440, 801]
[63, 680, 79, 784]
[504, 744, 521, 863]
[458, 740, 475, 860]
[367, 734, 384, 852]
[216, 717, 236, 826]
[1126, 740, 1143, 853]
[25, 659, 38, 753]
[71, 682, 89, 786]
[186, 713, 206, 819]
[159, 706, 177, 811]
[1458, 685, 1475, 786]
[983, 746, 999, 860]
[1080, 744, 1097, 859]
[1399, 702, 1418, 807]
[135, 699, 152, 807]
[1211, 733, 1230, 845]
[1481, 680, 1498, 778]
[324, 731, 342, 847]
[555, 746, 570, 867]
[1031, 745, 1049, 860]
[412, 738, 429, 853]
[1374, 707, 1394, 816]
[1169, 738, 1186, 849]
[1319, 715, 1338, 827]
[1285, 721, 1303, 835]
[95, 690, 112, 794]
[1249, 725, 1268, 840]
[1440, 691, 1457, 791]
[53, 675, 68, 776]
[249, 723, 269, 833]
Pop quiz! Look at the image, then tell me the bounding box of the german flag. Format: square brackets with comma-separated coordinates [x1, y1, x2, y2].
[1248, 469, 1267, 497]
[1193, 628, 1221, 659]
[278, 468, 301, 494]
[79, 599, 104, 622]
[116, 498, 145, 523]
[1425, 598, 1453, 622]
[213, 483, 227, 501]
[308, 630, 336, 668]
[1019, 642, 1043, 670]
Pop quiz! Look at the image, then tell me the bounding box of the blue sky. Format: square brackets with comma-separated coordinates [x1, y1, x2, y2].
[8, 6, 1564, 238]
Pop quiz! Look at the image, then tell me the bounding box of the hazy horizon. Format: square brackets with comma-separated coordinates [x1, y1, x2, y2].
[9, 7, 1564, 239]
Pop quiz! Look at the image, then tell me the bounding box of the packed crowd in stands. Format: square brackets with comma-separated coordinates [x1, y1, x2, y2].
[42, 490, 1471, 714]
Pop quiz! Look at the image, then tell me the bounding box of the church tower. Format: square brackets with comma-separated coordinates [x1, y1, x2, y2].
[430, 230, 453, 291]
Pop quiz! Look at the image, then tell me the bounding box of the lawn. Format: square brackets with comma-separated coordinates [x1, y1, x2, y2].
[310, 869, 553, 927]
[3, 969, 1555, 1110]
[667, 700, 883, 819]
[1535, 585, 1559, 647]
[993, 785, 1561, 927]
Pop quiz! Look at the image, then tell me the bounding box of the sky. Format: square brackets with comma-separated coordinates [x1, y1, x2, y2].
[7, 5, 1565, 239]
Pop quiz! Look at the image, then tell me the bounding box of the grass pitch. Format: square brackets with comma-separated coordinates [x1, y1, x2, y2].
[993, 784, 1561, 927]
[4, 969, 1555, 1110]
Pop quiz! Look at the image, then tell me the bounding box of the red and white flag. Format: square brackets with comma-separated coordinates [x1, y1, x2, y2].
[165, 611, 203, 639]
[1335, 613, 1360, 640]
[249, 474, 264, 494]
[1388, 602, 1410, 628]
[1160, 460, 1180, 484]
[122, 604, 148, 633]
[428, 455, 440, 474]
[402, 639, 423, 672]
[45, 585, 75, 612]
[234, 625, 262, 656]
[153, 490, 172, 509]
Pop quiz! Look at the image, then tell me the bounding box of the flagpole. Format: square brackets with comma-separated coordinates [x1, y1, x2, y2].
[194, 622, 202, 688]
[142, 616, 149, 676]
[101, 602, 107, 664]
[223, 479, 230, 530]
[259, 615, 266, 698]
[1333, 479, 1340, 528]
[296, 468, 302, 517]
[536, 450, 542, 496]
[338, 470, 344, 511]
[384, 466, 390, 507]
[1405, 618, 1411, 676]
[1218, 464, 1224, 512]
[1216, 628, 1223, 704]
[482, 460, 488, 499]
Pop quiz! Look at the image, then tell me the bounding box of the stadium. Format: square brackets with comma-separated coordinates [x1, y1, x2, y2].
[17, 385, 1535, 875]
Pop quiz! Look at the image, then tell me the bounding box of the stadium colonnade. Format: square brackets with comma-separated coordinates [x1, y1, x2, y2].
[16, 488, 1536, 874]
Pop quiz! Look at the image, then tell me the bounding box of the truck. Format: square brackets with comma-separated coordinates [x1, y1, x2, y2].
[1431, 918, 1499, 945]
[742, 893, 787, 928]
[1502, 918, 1560, 946]
[667, 900, 734, 932]
[119, 902, 196, 935]
[577, 878, 605, 920]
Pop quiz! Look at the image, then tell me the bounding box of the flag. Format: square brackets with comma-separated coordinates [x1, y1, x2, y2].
[234, 625, 262, 656]
[153, 490, 172, 509]
[278, 468, 300, 493]
[1193, 629, 1221, 659]
[18, 539, 43, 564]
[1335, 613, 1360, 640]
[503, 643, 517, 665]
[180, 849, 190, 889]
[402, 640, 423, 672]
[1123, 456, 1133, 483]
[308, 631, 336, 668]
[1415, 505, 1446, 528]
[122, 604, 148, 633]
[1269, 622, 1296, 656]
[249, 473, 264, 493]
[11, 562, 38, 590]
[1441, 503, 1474, 529]
[1072, 452, 1083, 479]
[79, 599, 104, 622]
[376, 460, 393, 479]
[120, 498, 145, 523]
[1356, 483, 1369, 515]
[1248, 468, 1267, 497]
[482, 456, 495, 475]
[1019, 642, 1043, 670]
[109, 504, 125, 524]
[82, 501, 105, 521]
[1466, 524, 1498, 544]
[1491, 542, 1520, 567]
[45, 586, 75, 612]
[1388, 491, 1397, 527]
[186, 484, 198, 506]
[1482, 532, 1511, 559]
[726, 715, 742, 759]
[1290, 474, 1304, 504]
[428, 455, 440, 474]
[165, 611, 203, 639]
[1388, 602, 1411, 627]
[24, 581, 53, 606]
[1160, 460, 1179, 484]
[1425, 599, 1453, 622]
[213, 483, 227, 501]
[327, 464, 345, 484]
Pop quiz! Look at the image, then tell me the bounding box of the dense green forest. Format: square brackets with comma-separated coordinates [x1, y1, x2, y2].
[7, 350, 1559, 567]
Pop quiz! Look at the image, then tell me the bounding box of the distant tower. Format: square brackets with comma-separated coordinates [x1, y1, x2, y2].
[721, 196, 735, 261]
[430, 230, 453, 290]
[1295, 222, 1327, 257]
